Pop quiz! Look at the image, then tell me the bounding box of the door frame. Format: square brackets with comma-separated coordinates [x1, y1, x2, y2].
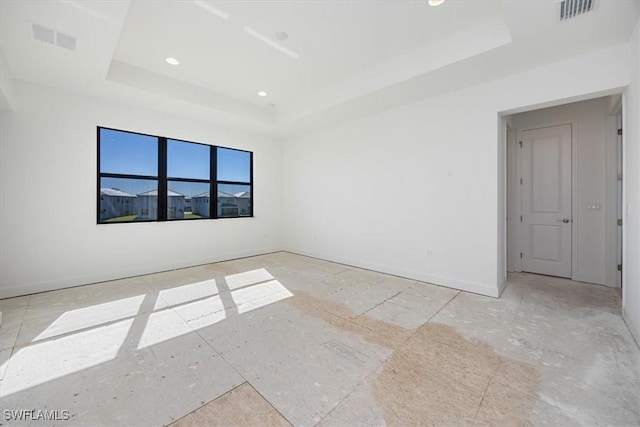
[605, 98, 623, 288]
[510, 119, 578, 277]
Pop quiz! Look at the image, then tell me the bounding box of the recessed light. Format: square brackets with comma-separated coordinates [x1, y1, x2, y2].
[165, 57, 179, 65]
[257, 91, 268, 97]
[428, 0, 446, 6]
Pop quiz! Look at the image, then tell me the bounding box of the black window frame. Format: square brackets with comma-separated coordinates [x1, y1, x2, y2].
[97, 126, 253, 224]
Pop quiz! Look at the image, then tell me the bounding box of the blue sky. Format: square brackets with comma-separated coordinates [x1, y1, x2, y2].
[217, 147, 250, 182]
[168, 139, 209, 179]
[100, 129, 157, 176]
[100, 129, 250, 197]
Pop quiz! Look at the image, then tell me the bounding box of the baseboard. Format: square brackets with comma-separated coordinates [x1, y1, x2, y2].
[0, 247, 283, 299]
[284, 248, 501, 298]
[622, 307, 640, 349]
[1, 246, 505, 300]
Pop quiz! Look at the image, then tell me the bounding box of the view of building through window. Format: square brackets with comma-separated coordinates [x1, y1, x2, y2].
[98, 128, 252, 223]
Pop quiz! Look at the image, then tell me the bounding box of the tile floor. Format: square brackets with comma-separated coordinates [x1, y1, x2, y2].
[0, 252, 638, 426]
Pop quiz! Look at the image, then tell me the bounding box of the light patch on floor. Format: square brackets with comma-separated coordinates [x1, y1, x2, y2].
[231, 280, 293, 314]
[155, 279, 219, 310]
[171, 383, 291, 427]
[34, 294, 145, 340]
[226, 268, 275, 291]
[1, 318, 133, 397]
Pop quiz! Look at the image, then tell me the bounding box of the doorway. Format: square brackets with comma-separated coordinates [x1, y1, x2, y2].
[505, 95, 622, 287]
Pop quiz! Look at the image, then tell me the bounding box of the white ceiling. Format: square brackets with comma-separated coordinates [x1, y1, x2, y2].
[1, 0, 638, 135]
[114, 0, 502, 106]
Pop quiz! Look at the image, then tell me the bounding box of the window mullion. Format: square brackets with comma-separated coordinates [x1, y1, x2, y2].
[158, 137, 168, 221]
[211, 145, 217, 219]
[249, 152, 254, 217]
[97, 127, 102, 224]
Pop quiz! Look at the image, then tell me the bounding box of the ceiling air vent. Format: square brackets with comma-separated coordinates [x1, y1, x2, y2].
[30, 22, 77, 51]
[55, 32, 77, 51]
[31, 24, 55, 45]
[559, 0, 598, 21]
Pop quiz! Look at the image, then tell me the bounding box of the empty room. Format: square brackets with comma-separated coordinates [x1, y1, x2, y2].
[1, 0, 639, 425]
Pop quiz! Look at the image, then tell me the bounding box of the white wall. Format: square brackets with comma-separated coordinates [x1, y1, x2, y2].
[0, 82, 282, 298]
[510, 96, 614, 286]
[0, 49, 15, 110]
[282, 43, 631, 297]
[623, 17, 640, 345]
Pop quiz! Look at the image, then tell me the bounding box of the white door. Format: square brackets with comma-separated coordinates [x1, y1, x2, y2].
[520, 124, 572, 278]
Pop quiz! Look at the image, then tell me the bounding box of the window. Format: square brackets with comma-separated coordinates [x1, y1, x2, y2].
[97, 127, 253, 224]
[217, 148, 252, 218]
[167, 139, 212, 220]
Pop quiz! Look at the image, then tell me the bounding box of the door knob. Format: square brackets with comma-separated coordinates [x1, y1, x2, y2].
[556, 218, 570, 223]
